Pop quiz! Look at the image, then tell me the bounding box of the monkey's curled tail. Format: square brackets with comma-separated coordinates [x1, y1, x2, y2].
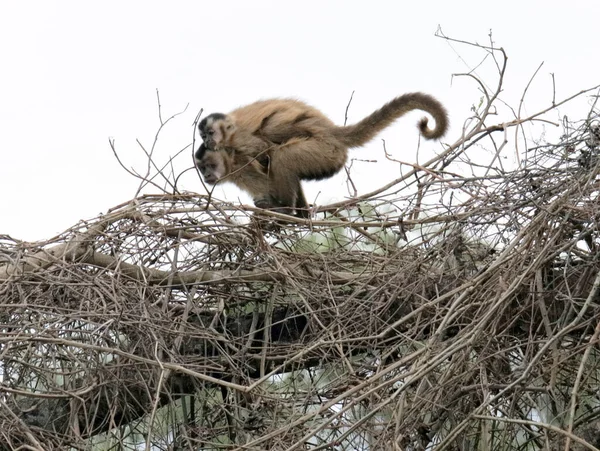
[333, 92, 449, 147]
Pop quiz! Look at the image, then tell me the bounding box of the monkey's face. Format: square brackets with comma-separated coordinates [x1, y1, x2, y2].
[195, 145, 228, 185]
[198, 113, 236, 150]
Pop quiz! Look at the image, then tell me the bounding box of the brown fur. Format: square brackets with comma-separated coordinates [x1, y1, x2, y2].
[195, 145, 308, 217]
[196, 93, 448, 217]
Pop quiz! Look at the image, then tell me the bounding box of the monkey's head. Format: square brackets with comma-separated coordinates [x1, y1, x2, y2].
[198, 113, 236, 150]
[195, 144, 229, 185]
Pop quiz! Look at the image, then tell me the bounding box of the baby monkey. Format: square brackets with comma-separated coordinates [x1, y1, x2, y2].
[195, 93, 448, 217]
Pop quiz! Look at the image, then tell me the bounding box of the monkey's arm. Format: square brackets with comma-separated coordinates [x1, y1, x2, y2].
[253, 111, 319, 145]
[255, 126, 314, 145]
[294, 183, 310, 218]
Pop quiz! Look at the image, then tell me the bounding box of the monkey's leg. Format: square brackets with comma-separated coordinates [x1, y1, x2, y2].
[234, 148, 300, 217]
[294, 182, 310, 218]
[267, 138, 346, 217]
[273, 137, 347, 182]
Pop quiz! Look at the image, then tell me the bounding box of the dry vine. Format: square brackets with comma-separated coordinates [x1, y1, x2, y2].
[2, 37, 600, 450]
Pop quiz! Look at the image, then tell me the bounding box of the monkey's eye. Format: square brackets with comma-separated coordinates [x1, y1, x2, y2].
[226, 125, 233, 130]
[207, 130, 215, 135]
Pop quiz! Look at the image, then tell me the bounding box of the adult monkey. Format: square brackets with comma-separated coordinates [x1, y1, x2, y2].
[195, 93, 448, 217]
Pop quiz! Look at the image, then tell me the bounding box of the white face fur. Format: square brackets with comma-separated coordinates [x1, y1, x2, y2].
[199, 114, 236, 150]
[195, 150, 226, 185]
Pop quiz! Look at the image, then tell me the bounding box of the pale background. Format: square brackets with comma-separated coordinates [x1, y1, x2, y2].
[1, 0, 598, 240]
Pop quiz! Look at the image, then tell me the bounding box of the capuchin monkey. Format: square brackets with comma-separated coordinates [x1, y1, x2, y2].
[195, 93, 448, 218]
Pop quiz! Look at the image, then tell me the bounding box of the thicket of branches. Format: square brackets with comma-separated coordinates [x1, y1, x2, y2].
[2, 36, 600, 450]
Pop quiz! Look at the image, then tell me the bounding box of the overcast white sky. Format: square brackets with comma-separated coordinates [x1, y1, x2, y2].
[1, 1, 599, 241]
